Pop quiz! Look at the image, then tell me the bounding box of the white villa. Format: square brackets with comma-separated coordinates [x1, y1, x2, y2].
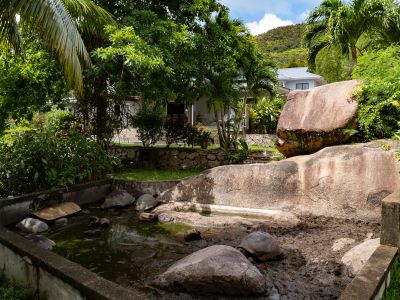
[277, 67, 326, 95]
[115, 67, 326, 142]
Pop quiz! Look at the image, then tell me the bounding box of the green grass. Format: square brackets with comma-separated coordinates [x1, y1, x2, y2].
[384, 258, 400, 300]
[112, 168, 207, 181]
[248, 145, 277, 152]
[0, 272, 40, 300]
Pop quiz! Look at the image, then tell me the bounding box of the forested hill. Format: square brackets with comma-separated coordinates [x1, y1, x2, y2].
[256, 24, 308, 68]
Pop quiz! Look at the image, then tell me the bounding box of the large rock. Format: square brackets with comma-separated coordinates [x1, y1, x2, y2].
[101, 189, 135, 208]
[158, 141, 400, 221]
[16, 218, 49, 233]
[341, 238, 380, 275]
[277, 80, 360, 157]
[152, 245, 270, 296]
[238, 231, 282, 261]
[136, 194, 158, 211]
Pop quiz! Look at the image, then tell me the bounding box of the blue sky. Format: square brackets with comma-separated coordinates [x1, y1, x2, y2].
[220, 0, 323, 35]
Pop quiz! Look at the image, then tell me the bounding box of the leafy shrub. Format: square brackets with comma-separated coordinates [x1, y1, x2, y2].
[0, 128, 117, 198]
[352, 46, 400, 140]
[250, 97, 285, 134]
[0, 271, 37, 300]
[130, 104, 166, 148]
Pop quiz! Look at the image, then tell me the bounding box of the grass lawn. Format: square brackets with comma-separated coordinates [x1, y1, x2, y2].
[384, 259, 400, 299]
[112, 168, 207, 181]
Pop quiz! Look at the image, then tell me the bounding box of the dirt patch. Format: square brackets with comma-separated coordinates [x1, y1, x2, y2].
[14, 208, 380, 300]
[166, 215, 380, 300]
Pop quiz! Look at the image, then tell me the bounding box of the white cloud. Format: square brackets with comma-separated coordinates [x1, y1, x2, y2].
[245, 14, 293, 35]
[299, 10, 310, 22]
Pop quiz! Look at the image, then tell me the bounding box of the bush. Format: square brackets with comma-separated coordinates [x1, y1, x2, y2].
[352, 46, 400, 140]
[130, 104, 166, 148]
[250, 97, 285, 134]
[0, 271, 40, 300]
[0, 127, 117, 198]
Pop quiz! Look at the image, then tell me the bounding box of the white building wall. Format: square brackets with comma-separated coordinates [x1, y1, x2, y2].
[282, 79, 317, 91]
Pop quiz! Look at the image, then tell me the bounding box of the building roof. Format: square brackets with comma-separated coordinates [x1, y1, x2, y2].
[277, 67, 324, 81]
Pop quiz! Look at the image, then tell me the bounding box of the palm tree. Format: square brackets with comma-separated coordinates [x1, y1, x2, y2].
[0, 0, 113, 93]
[303, 0, 385, 69]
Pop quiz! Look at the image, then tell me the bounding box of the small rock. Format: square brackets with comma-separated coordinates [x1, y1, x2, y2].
[184, 229, 201, 241]
[16, 218, 49, 234]
[99, 218, 111, 227]
[102, 189, 135, 209]
[139, 212, 158, 222]
[136, 194, 158, 211]
[238, 231, 282, 262]
[341, 238, 380, 275]
[54, 218, 68, 227]
[153, 245, 271, 296]
[25, 234, 56, 251]
[332, 238, 355, 252]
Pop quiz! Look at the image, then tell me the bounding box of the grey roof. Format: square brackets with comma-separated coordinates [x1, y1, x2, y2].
[277, 67, 324, 81]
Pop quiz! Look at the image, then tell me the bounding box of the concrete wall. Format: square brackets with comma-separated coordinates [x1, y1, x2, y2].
[113, 179, 180, 198]
[110, 147, 230, 170]
[0, 227, 142, 300]
[282, 79, 318, 91]
[0, 180, 112, 226]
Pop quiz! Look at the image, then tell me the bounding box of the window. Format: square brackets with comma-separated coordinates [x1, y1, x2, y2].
[296, 83, 309, 90]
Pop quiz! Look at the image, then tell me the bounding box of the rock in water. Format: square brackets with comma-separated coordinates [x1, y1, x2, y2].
[101, 189, 135, 208]
[341, 238, 380, 275]
[16, 218, 49, 233]
[277, 80, 360, 157]
[25, 234, 56, 250]
[153, 245, 270, 296]
[136, 194, 158, 211]
[238, 231, 282, 261]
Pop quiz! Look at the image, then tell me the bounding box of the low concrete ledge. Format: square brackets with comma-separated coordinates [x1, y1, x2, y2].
[381, 189, 400, 247]
[0, 226, 144, 300]
[0, 180, 112, 226]
[339, 245, 398, 300]
[113, 179, 180, 197]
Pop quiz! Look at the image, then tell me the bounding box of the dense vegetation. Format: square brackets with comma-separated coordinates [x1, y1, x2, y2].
[256, 24, 307, 68]
[0, 111, 116, 197]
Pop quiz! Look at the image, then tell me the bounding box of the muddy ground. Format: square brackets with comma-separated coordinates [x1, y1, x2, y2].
[155, 215, 380, 300]
[15, 207, 380, 300]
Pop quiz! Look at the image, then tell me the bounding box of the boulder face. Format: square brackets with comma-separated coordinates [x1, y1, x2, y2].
[152, 245, 270, 296]
[158, 141, 400, 221]
[341, 238, 380, 275]
[101, 189, 135, 209]
[277, 80, 361, 157]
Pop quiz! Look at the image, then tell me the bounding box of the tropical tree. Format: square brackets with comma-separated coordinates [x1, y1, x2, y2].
[303, 0, 392, 70]
[0, 0, 113, 93]
[198, 7, 276, 151]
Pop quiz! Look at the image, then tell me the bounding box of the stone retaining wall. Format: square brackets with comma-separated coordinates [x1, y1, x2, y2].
[245, 134, 276, 148]
[110, 147, 229, 170]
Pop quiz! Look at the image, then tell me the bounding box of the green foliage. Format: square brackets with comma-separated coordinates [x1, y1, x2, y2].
[256, 24, 307, 68]
[315, 46, 353, 83]
[250, 97, 285, 134]
[0, 36, 67, 131]
[352, 46, 400, 140]
[0, 112, 117, 197]
[130, 104, 166, 148]
[0, 271, 37, 300]
[256, 24, 305, 52]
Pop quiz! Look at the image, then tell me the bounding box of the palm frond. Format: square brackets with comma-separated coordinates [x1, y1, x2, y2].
[0, 0, 92, 93]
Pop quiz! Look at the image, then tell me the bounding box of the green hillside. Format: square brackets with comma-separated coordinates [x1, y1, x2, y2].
[256, 24, 308, 68]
